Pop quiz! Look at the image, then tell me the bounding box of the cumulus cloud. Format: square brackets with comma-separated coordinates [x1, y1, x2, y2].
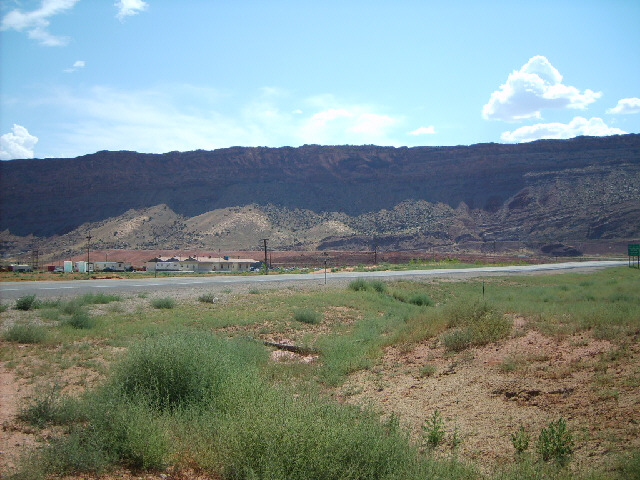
[408, 126, 436, 135]
[500, 117, 626, 143]
[0, 0, 80, 46]
[607, 97, 640, 115]
[115, 0, 149, 21]
[0, 125, 39, 160]
[483, 56, 601, 121]
[64, 60, 85, 73]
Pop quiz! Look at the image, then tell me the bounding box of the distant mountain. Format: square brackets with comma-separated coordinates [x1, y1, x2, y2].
[1, 134, 639, 258]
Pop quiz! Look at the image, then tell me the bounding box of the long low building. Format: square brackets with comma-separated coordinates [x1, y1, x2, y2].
[146, 256, 259, 273]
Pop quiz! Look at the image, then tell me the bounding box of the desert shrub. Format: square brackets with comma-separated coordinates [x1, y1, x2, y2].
[109, 332, 266, 412]
[4, 323, 48, 343]
[440, 299, 510, 351]
[441, 328, 473, 352]
[59, 299, 85, 316]
[198, 293, 216, 303]
[18, 385, 79, 428]
[215, 389, 448, 480]
[422, 409, 446, 448]
[15, 294, 39, 311]
[150, 297, 175, 309]
[293, 308, 322, 324]
[419, 364, 437, 377]
[510, 425, 530, 455]
[348, 278, 387, 293]
[348, 278, 369, 291]
[408, 293, 433, 306]
[63, 310, 95, 329]
[80, 293, 121, 304]
[0, 303, 8, 313]
[537, 418, 574, 465]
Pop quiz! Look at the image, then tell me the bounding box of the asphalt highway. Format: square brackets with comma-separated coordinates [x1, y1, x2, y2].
[0, 261, 627, 301]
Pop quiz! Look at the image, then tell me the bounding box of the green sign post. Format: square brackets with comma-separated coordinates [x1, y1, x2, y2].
[629, 244, 640, 268]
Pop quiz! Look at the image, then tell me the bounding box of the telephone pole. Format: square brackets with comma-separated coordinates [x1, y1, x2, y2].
[86, 235, 92, 272]
[261, 238, 268, 274]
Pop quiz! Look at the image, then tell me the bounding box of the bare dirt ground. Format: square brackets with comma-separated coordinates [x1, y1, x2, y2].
[340, 320, 640, 475]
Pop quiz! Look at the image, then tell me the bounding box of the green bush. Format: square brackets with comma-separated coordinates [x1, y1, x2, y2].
[293, 308, 322, 324]
[441, 328, 473, 352]
[150, 297, 175, 309]
[348, 278, 387, 293]
[408, 293, 433, 306]
[4, 323, 48, 343]
[79, 293, 121, 304]
[109, 333, 266, 412]
[440, 300, 510, 351]
[15, 294, 39, 311]
[198, 293, 216, 303]
[422, 409, 446, 449]
[64, 310, 95, 329]
[510, 425, 530, 455]
[18, 385, 79, 428]
[59, 299, 86, 316]
[537, 418, 574, 465]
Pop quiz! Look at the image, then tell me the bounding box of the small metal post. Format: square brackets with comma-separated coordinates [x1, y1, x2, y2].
[324, 259, 327, 285]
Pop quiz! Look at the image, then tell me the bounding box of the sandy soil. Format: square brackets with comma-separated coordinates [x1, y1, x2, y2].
[340, 322, 640, 474]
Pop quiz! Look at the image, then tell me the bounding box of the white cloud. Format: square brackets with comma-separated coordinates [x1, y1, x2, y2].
[115, 0, 149, 21]
[408, 126, 436, 135]
[607, 97, 640, 115]
[32, 86, 406, 156]
[0, 125, 39, 160]
[500, 117, 626, 143]
[64, 60, 85, 73]
[0, 0, 80, 46]
[483, 56, 601, 121]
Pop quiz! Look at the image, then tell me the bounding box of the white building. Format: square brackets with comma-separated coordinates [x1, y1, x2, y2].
[146, 256, 257, 273]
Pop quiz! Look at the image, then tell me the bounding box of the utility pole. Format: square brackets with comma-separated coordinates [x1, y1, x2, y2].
[261, 238, 268, 274]
[86, 235, 92, 273]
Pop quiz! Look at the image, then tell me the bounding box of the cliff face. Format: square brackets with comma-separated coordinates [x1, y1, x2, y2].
[1, 134, 639, 242]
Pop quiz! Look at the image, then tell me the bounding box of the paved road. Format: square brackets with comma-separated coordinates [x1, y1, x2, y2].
[0, 261, 627, 301]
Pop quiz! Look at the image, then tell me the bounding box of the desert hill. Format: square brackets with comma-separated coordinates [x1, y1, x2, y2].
[1, 135, 639, 260]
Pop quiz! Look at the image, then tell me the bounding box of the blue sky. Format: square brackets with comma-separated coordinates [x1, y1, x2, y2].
[1, 0, 639, 160]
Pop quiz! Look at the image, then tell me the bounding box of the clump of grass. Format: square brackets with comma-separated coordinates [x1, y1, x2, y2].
[150, 297, 175, 309]
[292, 308, 322, 324]
[348, 278, 387, 293]
[4, 323, 48, 343]
[15, 294, 39, 311]
[0, 303, 8, 313]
